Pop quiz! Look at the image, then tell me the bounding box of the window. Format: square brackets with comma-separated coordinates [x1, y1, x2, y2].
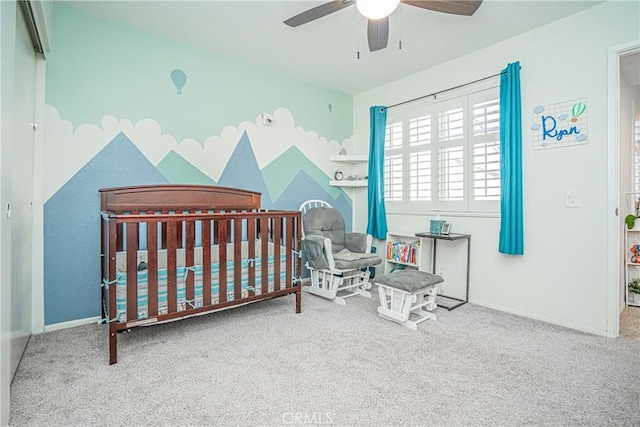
[384, 122, 403, 202]
[383, 87, 500, 213]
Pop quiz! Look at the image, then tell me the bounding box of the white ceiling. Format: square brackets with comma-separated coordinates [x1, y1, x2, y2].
[62, 0, 604, 95]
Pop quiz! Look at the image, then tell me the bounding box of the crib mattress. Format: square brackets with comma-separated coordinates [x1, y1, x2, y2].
[113, 241, 290, 322]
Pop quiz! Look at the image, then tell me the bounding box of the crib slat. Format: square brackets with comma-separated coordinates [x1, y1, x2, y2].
[218, 219, 227, 303]
[260, 217, 269, 295]
[116, 223, 124, 252]
[147, 221, 158, 317]
[101, 219, 107, 321]
[185, 220, 195, 308]
[295, 214, 302, 313]
[126, 223, 139, 321]
[161, 211, 168, 249]
[106, 217, 118, 364]
[203, 219, 212, 307]
[167, 221, 178, 313]
[274, 216, 282, 291]
[286, 217, 293, 288]
[247, 217, 256, 297]
[234, 219, 242, 301]
[177, 215, 184, 249]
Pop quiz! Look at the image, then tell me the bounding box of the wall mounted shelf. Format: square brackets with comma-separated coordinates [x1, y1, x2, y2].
[330, 155, 368, 164]
[329, 180, 368, 187]
[330, 154, 368, 188]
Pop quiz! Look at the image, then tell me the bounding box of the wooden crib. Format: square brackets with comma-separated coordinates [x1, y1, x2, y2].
[100, 184, 302, 364]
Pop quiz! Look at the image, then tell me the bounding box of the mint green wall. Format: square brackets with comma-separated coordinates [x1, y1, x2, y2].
[45, 4, 352, 143]
[43, 4, 356, 325]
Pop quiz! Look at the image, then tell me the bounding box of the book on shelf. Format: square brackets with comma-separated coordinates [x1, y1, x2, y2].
[386, 240, 419, 265]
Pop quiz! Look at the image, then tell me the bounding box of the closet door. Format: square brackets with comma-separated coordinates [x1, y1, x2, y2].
[10, 2, 36, 379]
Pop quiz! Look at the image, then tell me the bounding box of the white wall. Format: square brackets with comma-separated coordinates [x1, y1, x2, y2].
[353, 1, 640, 335]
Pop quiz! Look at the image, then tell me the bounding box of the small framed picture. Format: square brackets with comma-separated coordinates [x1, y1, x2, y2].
[441, 223, 451, 235]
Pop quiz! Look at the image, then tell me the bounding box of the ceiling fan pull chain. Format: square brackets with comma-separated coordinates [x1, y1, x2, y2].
[356, 5, 361, 59]
[398, 4, 402, 50]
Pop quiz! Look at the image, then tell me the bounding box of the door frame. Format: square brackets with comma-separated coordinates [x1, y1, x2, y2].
[607, 40, 640, 338]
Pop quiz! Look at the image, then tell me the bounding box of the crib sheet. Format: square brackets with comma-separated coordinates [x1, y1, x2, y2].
[114, 241, 290, 322]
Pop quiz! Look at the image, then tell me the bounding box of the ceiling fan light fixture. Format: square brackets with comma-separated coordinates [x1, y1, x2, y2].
[356, 0, 400, 20]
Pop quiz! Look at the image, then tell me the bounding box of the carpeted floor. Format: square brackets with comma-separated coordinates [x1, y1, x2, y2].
[9, 291, 640, 426]
[621, 305, 640, 339]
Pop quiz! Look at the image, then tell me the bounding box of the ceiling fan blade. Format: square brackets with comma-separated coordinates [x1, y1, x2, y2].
[401, 0, 483, 16]
[284, 0, 356, 27]
[367, 17, 389, 52]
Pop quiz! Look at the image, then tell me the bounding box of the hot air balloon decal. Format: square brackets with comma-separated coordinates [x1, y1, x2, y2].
[170, 69, 187, 95]
[571, 102, 586, 122]
[328, 104, 333, 113]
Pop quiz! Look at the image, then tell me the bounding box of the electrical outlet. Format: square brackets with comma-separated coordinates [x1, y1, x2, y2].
[438, 265, 445, 278]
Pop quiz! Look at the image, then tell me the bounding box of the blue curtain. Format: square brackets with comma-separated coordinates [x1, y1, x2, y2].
[366, 106, 388, 239]
[499, 61, 523, 255]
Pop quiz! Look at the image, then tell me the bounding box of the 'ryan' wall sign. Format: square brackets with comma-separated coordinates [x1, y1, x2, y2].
[531, 98, 588, 150]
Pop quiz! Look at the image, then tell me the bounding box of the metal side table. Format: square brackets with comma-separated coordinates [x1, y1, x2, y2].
[415, 232, 471, 310]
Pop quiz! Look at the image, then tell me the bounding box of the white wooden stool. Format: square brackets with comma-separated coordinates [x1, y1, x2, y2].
[375, 269, 443, 330]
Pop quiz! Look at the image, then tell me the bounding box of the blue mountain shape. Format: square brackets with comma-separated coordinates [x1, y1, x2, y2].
[274, 170, 355, 278]
[157, 150, 216, 185]
[44, 132, 169, 325]
[262, 146, 344, 201]
[273, 169, 352, 231]
[217, 130, 274, 208]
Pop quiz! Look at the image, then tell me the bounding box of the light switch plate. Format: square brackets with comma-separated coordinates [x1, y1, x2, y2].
[565, 191, 578, 208]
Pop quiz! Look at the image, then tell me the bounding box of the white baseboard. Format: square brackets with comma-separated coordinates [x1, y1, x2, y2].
[44, 316, 101, 333]
[42, 283, 311, 334]
[471, 300, 608, 337]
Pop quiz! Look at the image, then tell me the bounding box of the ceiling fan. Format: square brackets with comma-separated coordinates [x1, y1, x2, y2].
[284, 0, 483, 52]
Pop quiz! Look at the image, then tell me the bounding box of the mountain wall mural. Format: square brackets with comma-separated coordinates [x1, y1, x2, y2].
[262, 146, 346, 202]
[43, 128, 355, 325]
[157, 150, 216, 185]
[217, 131, 275, 209]
[44, 132, 169, 325]
[274, 170, 353, 230]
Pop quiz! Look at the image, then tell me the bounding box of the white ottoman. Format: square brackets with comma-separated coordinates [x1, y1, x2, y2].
[374, 269, 443, 330]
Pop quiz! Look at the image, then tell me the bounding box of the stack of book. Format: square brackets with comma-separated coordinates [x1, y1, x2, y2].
[386, 240, 419, 265]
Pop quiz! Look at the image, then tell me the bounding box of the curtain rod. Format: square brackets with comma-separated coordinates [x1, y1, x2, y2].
[387, 66, 520, 110]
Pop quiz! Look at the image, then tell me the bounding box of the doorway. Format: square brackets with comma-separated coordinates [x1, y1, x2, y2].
[609, 42, 640, 338]
[619, 50, 640, 335]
